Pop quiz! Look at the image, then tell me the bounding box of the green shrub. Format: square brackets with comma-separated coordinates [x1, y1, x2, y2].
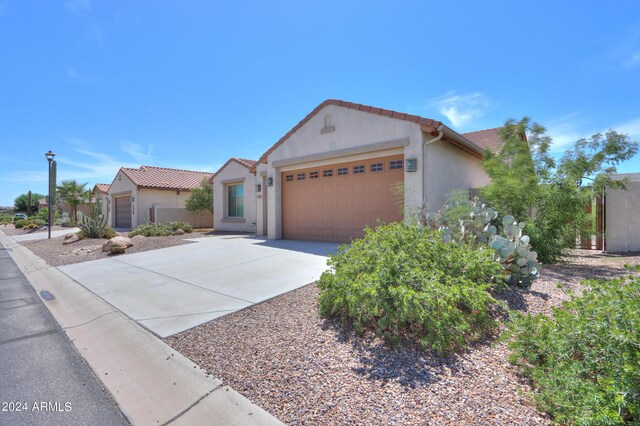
[166, 221, 193, 233]
[317, 222, 502, 355]
[15, 219, 28, 228]
[33, 219, 46, 227]
[506, 272, 640, 424]
[418, 192, 540, 288]
[128, 223, 173, 237]
[102, 227, 118, 239]
[78, 205, 109, 239]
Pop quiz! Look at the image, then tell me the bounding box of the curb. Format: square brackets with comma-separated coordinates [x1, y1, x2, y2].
[0, 230, 282, 425]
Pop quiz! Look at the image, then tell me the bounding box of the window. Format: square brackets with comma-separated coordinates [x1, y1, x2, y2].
[353, 165, 365, 174]
[309, 171, 319, 179]
[227, 184, 244, 218]
[337, 167, 348, 176]
[371, 162, 383, 172]
[323, 169, 333, 177]
[297, 173, 306, 180]
[285, 175, 293, 182]
[389, 160, 403, 170]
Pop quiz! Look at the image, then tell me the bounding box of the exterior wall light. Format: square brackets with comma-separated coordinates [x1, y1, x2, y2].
[267, 177, 273, 186]
[405, 158, 417, 172]
[256, 184, 262, 192]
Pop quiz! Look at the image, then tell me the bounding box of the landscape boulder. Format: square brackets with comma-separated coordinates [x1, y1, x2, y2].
[102, 236, 133, 253]
[109, 241, 128, 254]
[173, 228, 185, 236]
[62, 233, 80, 245]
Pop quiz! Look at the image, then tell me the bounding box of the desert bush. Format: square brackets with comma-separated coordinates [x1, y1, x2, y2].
[78, 207, 108, 239]
[317, 222, 502, 355]
[506, 270, 640, 424]
[33, 219, 46, 227]
[15, 219, 28, 228]
[166, 221, 193, 233]
[102, 227, 118, 239]
[55, 212, 72, 227]
[128, 223, 173, 237]
[418, 192, 539, 288]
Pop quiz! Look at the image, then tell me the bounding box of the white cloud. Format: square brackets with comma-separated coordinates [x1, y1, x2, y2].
[614, 117, 640, 139]
[65, 0, 91, 15]
[430, 91, 490, 128]
[120, 140, 154, 163]
[546, 113, 589, 152]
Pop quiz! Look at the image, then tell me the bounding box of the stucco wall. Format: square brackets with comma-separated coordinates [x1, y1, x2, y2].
[153, 207, 213, 228]
[424, 138, 491, 210]
[137, 188, 192, 227]
[261, 104, 425, 239]
[107, 172, 137, 229]
[213, 160, 257, 232]
[606, 174, 640, 252]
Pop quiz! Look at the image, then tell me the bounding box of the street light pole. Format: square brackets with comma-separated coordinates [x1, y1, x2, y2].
[45, 151, 55, 239]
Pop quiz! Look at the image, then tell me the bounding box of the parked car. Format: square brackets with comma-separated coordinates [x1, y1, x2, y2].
[14, 213, 28, 221]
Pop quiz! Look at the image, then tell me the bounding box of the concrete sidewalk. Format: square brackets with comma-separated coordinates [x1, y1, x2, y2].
[0, 243, 127, 426]
[11, 227, 80, 242]
[0, 230, 282, 425]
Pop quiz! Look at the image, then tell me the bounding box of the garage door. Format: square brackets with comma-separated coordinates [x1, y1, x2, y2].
[282, 154, 404, 242]
[115, 196, 132, 229]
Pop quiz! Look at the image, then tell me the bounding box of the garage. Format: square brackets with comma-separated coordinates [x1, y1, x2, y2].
[281, 154, 404, 242]
[114, 196, 132, 229]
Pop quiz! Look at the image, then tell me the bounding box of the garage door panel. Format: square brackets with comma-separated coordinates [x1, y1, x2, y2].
[115, 196, 132, 229]
[282, 154, 404, 243]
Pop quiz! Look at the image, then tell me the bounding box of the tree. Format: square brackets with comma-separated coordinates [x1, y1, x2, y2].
[14, 192, 45, 214]
[185, 179, 213, 215]
[480, 118, 638, 263]
[56, 180, 89, 223]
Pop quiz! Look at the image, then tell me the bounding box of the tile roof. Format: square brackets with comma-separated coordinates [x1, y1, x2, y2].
[94, 183, 110, 193]
[212, 158, 258, 179]
[461, 127, 503, 153]
[119, 165, 214, 190]
[253, 99, 444, 169]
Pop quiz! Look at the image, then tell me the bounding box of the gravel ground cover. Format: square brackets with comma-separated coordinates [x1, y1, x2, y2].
[12, 230, 212, 267]
[165, 250, 640, 425]
[0, 224, 70, 237]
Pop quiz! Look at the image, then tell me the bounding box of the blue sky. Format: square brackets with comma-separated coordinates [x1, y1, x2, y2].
[1, 0, 639, 206]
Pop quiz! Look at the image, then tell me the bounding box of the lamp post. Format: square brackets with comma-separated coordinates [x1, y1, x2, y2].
[45, 151, 55, 239]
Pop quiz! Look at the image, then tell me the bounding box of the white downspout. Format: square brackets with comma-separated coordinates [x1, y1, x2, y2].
[422, 124, 444, 205]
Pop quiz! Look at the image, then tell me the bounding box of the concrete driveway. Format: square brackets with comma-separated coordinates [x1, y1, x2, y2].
[59, 236, 338, 337]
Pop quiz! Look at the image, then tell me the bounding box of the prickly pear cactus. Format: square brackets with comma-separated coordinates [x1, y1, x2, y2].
[418, 198, 540, 288]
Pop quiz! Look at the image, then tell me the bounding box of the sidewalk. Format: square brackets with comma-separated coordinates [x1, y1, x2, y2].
[0, 230, 283, 425]
[0, 243, 128, 425]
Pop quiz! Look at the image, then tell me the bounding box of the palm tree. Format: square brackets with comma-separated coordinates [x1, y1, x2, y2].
[56, 180, 89, 224]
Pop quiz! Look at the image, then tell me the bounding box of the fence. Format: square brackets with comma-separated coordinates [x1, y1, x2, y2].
[149, 207, 213, 229]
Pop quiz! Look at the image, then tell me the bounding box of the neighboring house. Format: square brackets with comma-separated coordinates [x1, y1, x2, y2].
[215, 98, 500, 243]
[93, 183, 110, 219]
[212, 158, 258, 233]
[38, 198, 48, 211]
[107, 165, 214, 229]
[605, 173, 640, 252]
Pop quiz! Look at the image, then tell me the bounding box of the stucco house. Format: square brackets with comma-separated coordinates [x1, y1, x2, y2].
[107, 165, 214, 229]
[93, 183, 110, 219]
[605, 173, 640, 252]
[212, 158, 258, 233]
[215, 99, 502, 242]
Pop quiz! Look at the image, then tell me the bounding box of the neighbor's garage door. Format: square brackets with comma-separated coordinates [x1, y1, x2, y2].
[282, 154, 404, 242]
[115, 196, 132, 229]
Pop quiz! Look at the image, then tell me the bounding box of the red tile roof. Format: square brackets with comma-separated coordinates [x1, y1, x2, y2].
[252, 99, 444, 169]
[94, 183, 110, 193]
[251, 99, 503, 170]
[461, 127, 503, 153]
[119, 165, 214, 190]
[213, 158, 258, 179]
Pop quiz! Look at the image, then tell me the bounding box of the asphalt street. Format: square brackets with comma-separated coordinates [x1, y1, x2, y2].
[0, 242, 128, 426]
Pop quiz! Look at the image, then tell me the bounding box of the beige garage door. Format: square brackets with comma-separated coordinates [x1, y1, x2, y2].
[115, 196, 132, 229]
[282, 154, 404, 242]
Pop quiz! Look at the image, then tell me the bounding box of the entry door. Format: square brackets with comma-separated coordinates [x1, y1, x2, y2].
[115, 196, 132, 229]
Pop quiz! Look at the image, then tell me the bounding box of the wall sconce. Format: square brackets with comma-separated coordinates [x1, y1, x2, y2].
[256, 184, 262, 192]
[267, 177, 273, 186]
[405, 159, 417, 172]
[131, 196, 135, 202]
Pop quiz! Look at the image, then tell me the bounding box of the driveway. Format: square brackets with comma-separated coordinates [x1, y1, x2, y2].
[59, 236, 338, 337]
